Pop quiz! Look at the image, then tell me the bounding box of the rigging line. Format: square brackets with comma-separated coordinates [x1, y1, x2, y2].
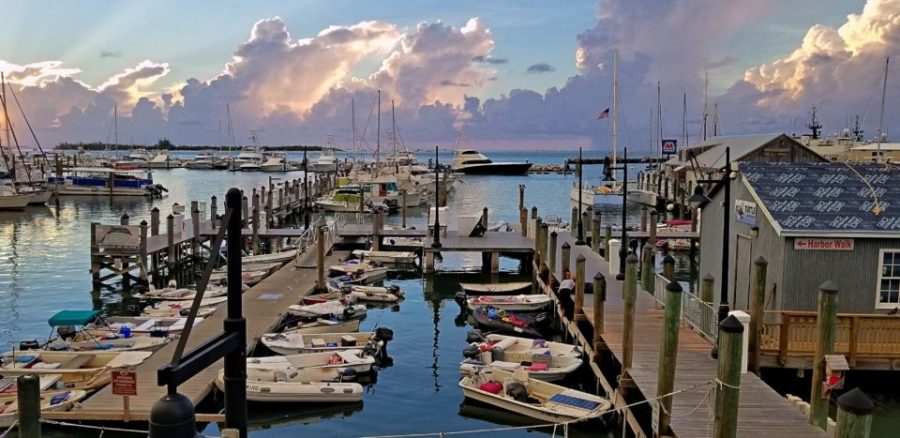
[842, 162, 883, 215]
[39, 419, 147, 434]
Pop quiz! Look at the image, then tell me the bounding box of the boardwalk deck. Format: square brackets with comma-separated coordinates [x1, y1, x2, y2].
[423, 231, 533, 253]
[72, 248, 346, 421]
[545, 234, 827, 437]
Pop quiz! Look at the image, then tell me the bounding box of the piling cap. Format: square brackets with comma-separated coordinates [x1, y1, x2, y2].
[663, 254, 676, 264]
[550, 231, 558, 237]
[594, 272, 605, 281]
[626, 254, 639, 264]
[140, 220, 148, 226]
[818, 281, 839, 295]
[151, 207, 159, 213]
[703, 273, 715, 281]
[754, 256, 768, 266]
[577, 254, 586, 262]
[837, 388, 875, 415]
[562, 242, 571, 249]
[649, 209, 658, 216]
[719, 315, 745, 334]
[666, 281, 683, 293]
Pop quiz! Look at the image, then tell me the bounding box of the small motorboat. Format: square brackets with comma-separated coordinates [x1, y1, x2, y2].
[470, 307, 548, 338]
[215, 369, 363, 403]
[287, 301, 367, 320]
[464, 295, 552, 313]
[148, 296, 228, 310]
[329, 260, 389, 279]
[460, 333, 583, 382]
[460, 282, 533, 295]
[326, 280, 404, 303]
[261, 331, 390, 356]
[0, 390, 88, 428]
[281, 318, 362, 335]
[243, 249, 298, 265]
[136, 285, 228, 301]
[34, 310, 171, 353]
[0, 351, 151, 392]
[247, 349, 376, 375]
[351, 249, 417, 266]
[209, 269, 268, 286]
[88, 316, 203, 337]
[458, 367, 610, 422]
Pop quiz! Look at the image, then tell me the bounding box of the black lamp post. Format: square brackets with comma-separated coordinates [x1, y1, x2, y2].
[614, 147, 629, 280]
[689, 147, 733, 355]
[431, 146, 442, 249]
[303, 149, 309, 230]
[575, 147, 586, 245]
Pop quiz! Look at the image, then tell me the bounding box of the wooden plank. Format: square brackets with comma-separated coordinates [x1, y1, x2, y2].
[423, 231, 533, 253]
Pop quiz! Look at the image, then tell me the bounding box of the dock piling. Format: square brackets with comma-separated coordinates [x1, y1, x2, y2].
[570, 206, 578, 239]
[316, 225, 326, 292]
[575, 254, 586, 321]
[561, 242, 571, 275]
[836, 388, 874, 438]
[749, 257, 768, 374]
[592, 272, 606, 353]
[810, 281, 839, 429]
[518, 184, 524, 212]
[540, 223, 549, 268]
[166, 214, 175, 280]
[641, 244, 655, 295]
[640, 206, 648, 232]
[714, 315, 745, 438]
[604, 225, 612, 259]
[621, 254, 639, 390]
[520, 208, 527, 237]
[17, 374, 41, 438]
[401, 190, 407, 229]
[591, 211, 600, 253]
[663, 254, 675, 281]
[210, 196, 218, 229]
[656, 280, 684, 435]
[549, 231, 558, 278]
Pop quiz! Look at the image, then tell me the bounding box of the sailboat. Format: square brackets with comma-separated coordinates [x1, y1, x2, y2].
[571, 50, 625, 205]
[627, 82, 662, 207]
[0, 75, 51, 206]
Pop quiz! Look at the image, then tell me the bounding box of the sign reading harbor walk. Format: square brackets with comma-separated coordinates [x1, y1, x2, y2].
[734, 200, 757, 225]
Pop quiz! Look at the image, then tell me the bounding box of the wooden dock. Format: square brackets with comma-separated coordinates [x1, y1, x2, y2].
[541, 233, 828, 438]
[422, 230, 533, 273]
[69, 247, 347, 421]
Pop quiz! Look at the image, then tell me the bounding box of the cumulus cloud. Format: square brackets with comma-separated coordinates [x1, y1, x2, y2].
[526, 63, 555, 74]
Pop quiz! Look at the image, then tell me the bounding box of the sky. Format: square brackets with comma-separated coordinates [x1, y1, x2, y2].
[0, 0, 897, 151]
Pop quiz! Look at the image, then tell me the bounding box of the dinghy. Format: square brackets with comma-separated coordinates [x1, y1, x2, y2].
[247, 349, 376, 374]
[460, 333, 583, 382]
[0, 351, 151, 391]
[460, 282, 533, 295]
[141, 301, 219, 318]
[90, 316, 203, 336]
[261, 331, 387, 356]
[38, 310, 171, 352]
[136, 285, 227, 301]
[215, 369, 363, 403]
[328, 260, 385, 276]
[287, 301, 367, 320]
[470, 307, 547, 338]
[351, 249, 417, 265]
[465, 295, 552, 313]
[148, 296, 227, 310]
[458, 367, 611, 422]
[243, 249, 298, 265]
[326, 280, 404, 303]
[282, 318, 361, 335]
[209, 269, 268, 286]
[0, 390, 88, 428]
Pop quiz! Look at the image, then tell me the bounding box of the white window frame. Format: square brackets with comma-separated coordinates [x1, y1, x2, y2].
[876, 249, 900, 309]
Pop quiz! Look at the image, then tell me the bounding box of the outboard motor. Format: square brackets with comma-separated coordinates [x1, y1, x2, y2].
[465, 329, 485, 344]
[343, 306, 357, 319]
[454, 292, 468, 308]
[374, 327, 394, 343]
[462, 344, 481, 359]
[337, 368, 358, 382]
[18, 340, 40, 351]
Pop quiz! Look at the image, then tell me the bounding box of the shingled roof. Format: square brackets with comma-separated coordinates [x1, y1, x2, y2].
[741, 162, 900, 236]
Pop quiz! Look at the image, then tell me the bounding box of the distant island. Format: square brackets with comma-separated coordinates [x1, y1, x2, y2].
[56, 139, 332, 152]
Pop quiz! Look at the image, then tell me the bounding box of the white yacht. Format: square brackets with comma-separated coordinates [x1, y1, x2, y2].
[261, 152, 294, 172]
[309, 148, 337, 173]
[148, 151, 175, 168]
[186, 150, 216, 169]
[450, 149, 532, 175]
[234, 148, 264, 171]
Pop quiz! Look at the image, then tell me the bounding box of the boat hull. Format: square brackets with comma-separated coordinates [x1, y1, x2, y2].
[0, 194, 30, 210]
[453, 162, 532, 175]
[627, 189, 658, 207]
[460, 282, 533, 295]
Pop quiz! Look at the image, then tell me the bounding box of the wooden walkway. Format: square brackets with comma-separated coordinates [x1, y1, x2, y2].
[338, 224, 428, 238]
[544, 234, 827, 438]
[423, 231, 533, 253]
[68, 248, 346, 421]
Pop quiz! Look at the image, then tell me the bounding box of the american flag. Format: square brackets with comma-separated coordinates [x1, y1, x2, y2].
[597, 108, 610, 120]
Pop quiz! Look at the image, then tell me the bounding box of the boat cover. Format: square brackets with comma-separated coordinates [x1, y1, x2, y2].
[48, 310, 101, 326]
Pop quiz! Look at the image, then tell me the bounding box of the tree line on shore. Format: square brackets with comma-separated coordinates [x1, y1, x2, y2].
[56, 139, 328, 152]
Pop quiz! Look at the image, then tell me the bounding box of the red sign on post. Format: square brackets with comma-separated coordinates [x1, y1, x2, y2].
[793, 238, 854, 251]
[112, 369, 138, 396]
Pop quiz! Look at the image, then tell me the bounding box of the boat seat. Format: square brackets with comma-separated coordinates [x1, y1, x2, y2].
[59, 354, 95, 369]
[274, 371, 288, 382]
[548, 393, 601, 410]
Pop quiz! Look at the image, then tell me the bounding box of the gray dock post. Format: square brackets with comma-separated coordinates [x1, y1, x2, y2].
[641, 244, 655, 294]
[533, 216, 543, 266]
[702, 273, 715, 335]
[548, 231, 558, 278]
[561, 242, 571, 275]
[570, 206, 578, 239]
[401, 189, 407, 229]
[151, 207, 160, 235]
[482, 207, 489, 229]
[372, 210, 382, 251]
[649, 209, 658, 244]
[252, 192, 260, 255]
[540, 223, 549, 268]
[166, 214, 175, 281]
[749, 257, 768, 374]
[518, 184, 525, 212]
[663, 254, 675, 281]
[585, 206, 593, 234]
[140, 220, 149, 283]
[656, 281, 684, 435]
[210, 196, 218, 229]
[191, 202, 200, 261]
[575, 254, 586, 320]
[640, 206, 648, 232]
[714, 315, 745, 438]
[810, 281, 839, 429]
[621, 254, 639, 390]
[315, 225, 326, 292]
[592, 272, 606, 353]
[17, 374, 41, 438]
[604, 225, 612, 259]
[591, 211, 600, 253]
[836, 388, 874, 438]
[520, 208, 527, 237]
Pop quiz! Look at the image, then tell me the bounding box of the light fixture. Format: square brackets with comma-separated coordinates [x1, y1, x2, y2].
[751, 226, 759, 239]
[688, 185, 711, 210]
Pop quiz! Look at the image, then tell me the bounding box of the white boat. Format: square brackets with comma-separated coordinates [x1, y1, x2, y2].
[234, 147, 264, 171]
[288, 301, 367, 319]
[216, 369, 363, 403]
[309, 148, 338, 173]
[47, 335, 169, 353]
[460, 334, 583, 382]
[48, 167, 163, 197]
[243, 249, 298, 265]
[0, 390, 88, 428]
[148, 296, 228, 310]
[127, 148, 154, 163]
[141, 302, 218, 318]
[261, 153, 294, 172]
[0, 186, 30, 210]
[148, 151, 176, 168]
[247, 349, 375, 374]
[261, 332, 379, 355]
[315, 186, 369, 212]
[328, 260, 386, 276]
[458, 367, 611, 422]
[351, 249, 417, 265]
[627, 189, 658, 207]
[466, 295, 552, 312]
[185, 150, 217, 169]
[450, 149, 532, 175]
[0, 350, 151, 391]
[91, 316, 204, 336]
[209, 269, 268, 286]
[137, 285, 228, 301]
[326, 280, 404, 300]
[283, 318, 361, 335]
[459, 282, 533, 295]
[25, 188, 53, 205]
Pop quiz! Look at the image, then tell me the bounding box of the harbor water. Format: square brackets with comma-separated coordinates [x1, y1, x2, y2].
[1, 150, 895, 436]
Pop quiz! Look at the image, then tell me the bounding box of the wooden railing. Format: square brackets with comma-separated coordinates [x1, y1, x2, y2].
[761, 310, 900, 367]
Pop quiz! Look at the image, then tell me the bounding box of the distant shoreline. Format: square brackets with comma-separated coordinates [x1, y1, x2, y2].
[55, 142, 329, 152]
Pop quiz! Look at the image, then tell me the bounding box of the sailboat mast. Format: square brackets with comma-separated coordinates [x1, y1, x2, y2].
[877, 56, 890, 163]
[376, 90, 381, 167]
[702, 71, 709, 141]
[114, 103, 118, 154]
[391, 100, 397, 157]
[611, 50, 618, 171]
[713, 103, 719, 137]
[351, 98, 357, 158]
[657, 81, 662, 159]
[682, 92, 688, 147]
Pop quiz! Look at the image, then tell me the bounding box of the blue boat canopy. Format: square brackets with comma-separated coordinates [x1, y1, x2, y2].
[48, 310, 100, 326]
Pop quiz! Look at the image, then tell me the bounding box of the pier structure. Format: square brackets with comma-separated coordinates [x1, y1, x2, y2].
[88, 174, 335, 289]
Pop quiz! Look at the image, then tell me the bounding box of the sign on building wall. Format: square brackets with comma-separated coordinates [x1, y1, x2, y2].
[794, 239, 855, 251]
[735, 200, 757, 225]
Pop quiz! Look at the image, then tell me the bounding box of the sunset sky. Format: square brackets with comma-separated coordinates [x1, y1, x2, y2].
[0, 0, 896, 150]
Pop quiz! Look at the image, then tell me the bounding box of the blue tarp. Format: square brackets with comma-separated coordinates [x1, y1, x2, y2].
[48, 310, 100, 326]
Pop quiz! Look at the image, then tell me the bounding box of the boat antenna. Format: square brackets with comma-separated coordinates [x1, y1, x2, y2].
[611, 49, 618, 176]
[877, 56, 890, 163]
[702, 71, 709, 141]
[713, 103, 719, 137]
[657, 81, 663, 161]
[808, 106, 822, 140]
[853, 115, 864, 142]
[682, 92, 688, 148]
[375, 89, 381, 169]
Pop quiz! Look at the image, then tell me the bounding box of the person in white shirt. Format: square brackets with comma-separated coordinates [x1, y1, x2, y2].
[558, 269, 576, 318]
